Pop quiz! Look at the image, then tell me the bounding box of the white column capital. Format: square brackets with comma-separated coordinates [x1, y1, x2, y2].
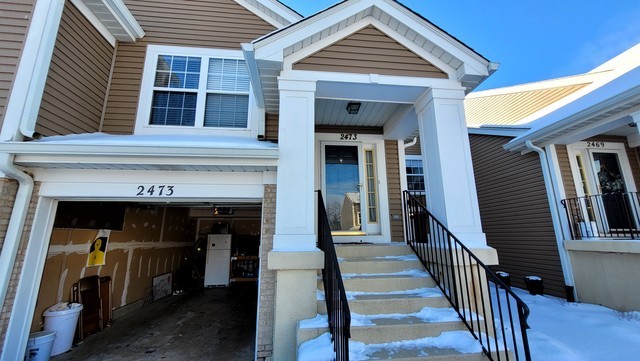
[277, 78, 317, 93]
[414, 87, 466, 115]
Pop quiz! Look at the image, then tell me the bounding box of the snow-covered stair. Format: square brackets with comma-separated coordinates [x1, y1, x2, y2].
[297, 243, 489, 360]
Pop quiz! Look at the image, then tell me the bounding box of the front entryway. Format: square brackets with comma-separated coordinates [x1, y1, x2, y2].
[319, 136, 387, 240]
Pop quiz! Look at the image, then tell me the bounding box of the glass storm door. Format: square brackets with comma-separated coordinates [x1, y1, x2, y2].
[324, 145, 363, 234]
[590, 151, 631, 230]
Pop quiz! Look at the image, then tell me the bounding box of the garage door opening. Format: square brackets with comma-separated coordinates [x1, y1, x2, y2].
[30, 200, 262, 359]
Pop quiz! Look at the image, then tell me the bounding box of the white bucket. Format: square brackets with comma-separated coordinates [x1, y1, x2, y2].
[43, 303, 83, 356]
[24, 331, 56, 361]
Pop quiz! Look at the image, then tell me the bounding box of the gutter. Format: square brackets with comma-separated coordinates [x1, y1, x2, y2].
[0, 154, 34, 311]
[403, 137, 418, 148]
[525, 141, 576, 295]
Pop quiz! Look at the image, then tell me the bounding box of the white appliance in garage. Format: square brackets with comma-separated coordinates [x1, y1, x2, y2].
[204, 234, 232, 287]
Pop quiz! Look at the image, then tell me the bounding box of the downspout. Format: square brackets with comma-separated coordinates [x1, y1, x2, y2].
[0, 153, 34, 310]
[525, 140, 576, 295]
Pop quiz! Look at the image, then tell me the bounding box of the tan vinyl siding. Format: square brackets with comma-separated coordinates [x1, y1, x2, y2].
[470, 134, 566, 297]
[385, 140, 404, 242]
[405, 137, 421, 156]
[265, 113, 279, 141]
[465, 83, 590, 127]
[555, 145, 577, 200]
[0, 0, 35, 128]
[101, 0, 276, 134]
[36, 1, 113, 136]
[293, 26, 447, 79]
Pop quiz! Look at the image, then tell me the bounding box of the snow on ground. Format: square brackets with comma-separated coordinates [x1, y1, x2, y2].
[511, 288, 640, 361]
[301, 287, 640, 361]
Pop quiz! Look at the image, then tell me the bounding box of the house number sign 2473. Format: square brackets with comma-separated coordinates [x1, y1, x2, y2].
[136, 185, 175, 196]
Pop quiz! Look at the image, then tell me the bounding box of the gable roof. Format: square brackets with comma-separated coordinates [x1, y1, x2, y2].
[245, 0, 495, 112]
[466, 43, 640, 131]
[465, 73, 600, 127]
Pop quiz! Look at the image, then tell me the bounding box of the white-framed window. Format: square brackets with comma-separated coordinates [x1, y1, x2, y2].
[405, 156, 425, 192]
[135, 45, 258, 136]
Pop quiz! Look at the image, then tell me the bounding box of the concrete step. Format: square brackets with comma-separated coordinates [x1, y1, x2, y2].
[349, 330, 490, 360]
[318, 274, 436, 292]
[318, 293, 451, 315]
[335, 243, 414, 258]
[338, 258, 424, 274]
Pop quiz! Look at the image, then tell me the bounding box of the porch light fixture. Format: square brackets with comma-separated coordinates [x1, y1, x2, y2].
[346, 102, 361, 115]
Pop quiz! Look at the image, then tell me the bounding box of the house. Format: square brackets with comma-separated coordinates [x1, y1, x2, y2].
[0, 0, 502, 360]
[461, 43, 640, 311]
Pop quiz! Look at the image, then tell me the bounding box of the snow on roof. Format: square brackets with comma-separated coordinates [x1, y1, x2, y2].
[506, 65, 640, 151]
[34, 133, 278, 150]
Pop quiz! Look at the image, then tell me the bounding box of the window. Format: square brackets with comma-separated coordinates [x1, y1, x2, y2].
[406, 157, 425, 192]
[136, 46, 254, 135]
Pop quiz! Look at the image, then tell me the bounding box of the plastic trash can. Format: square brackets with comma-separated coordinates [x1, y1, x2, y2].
[24, 331, 56, 361]
[43, 303, 83, 356]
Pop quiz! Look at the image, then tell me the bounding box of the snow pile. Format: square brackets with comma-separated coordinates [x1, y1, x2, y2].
[298, 332, 335, 361]
[35, 132, 278, 149]
[299, 314, 329, 329]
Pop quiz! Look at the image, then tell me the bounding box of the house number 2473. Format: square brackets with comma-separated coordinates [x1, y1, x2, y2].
[136, 185, 175, 196]
[340, 133, 358, 140]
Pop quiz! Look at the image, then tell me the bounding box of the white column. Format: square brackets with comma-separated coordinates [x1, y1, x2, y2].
[269, 79, 322, 360]
[273, 78, 317, 250]
[416, 87, 486, 245]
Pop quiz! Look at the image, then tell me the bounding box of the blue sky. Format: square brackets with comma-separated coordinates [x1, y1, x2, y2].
[280, 0, 640, 91]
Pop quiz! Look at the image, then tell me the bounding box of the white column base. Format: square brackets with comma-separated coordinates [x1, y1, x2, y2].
[268, 249, 324, 361]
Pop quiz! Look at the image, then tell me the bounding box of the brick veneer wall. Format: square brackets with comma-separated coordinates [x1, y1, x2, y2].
[256, 184, 276, 361]
[0, 181, 40, 348]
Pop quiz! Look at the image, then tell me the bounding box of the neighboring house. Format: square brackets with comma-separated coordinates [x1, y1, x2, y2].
[0, 0, 499, 359]
[462, 44, 640, 311]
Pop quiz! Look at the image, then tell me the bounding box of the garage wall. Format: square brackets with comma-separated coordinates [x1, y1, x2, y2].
[31, 206, 192, 331]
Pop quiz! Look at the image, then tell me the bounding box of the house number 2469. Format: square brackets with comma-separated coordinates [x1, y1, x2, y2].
[136, 185, 175, 196]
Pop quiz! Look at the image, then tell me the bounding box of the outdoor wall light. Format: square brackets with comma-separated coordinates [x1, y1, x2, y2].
[346, 102, 361, 115]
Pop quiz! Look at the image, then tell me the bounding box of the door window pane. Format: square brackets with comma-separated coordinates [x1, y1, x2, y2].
[325, 146, 360, 232]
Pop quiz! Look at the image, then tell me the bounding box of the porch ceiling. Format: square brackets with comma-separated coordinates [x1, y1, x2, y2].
[315, 99, 408, 127]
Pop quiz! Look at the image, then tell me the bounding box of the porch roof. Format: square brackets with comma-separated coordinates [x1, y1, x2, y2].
[505, 66, 640, 153]
[0, 133, 278, 173]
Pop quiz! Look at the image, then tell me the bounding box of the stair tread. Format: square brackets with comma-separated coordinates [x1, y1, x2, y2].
[342, 269, 430, 279]
[350, 330, 486, 360]
[347, 287, 444, 301]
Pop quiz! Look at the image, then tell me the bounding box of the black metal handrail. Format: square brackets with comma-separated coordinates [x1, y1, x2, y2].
[403, 191, 531, 361]
[317, 190, 351, 360]
[561, 192, 640, 240]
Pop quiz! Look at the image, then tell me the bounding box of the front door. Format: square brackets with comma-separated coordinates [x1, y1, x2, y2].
[568, 142, 638, 234]
[321, 143, 381, 236]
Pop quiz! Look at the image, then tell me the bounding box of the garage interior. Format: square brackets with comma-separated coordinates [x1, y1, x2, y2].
[31, 200, 262, 358]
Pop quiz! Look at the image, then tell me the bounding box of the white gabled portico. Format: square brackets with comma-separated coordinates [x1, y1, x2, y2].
[246, 0, 498, 359]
